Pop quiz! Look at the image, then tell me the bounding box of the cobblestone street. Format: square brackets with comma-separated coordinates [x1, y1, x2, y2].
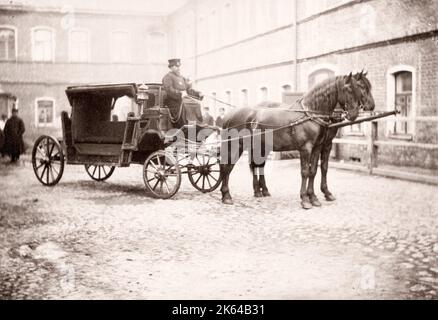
[0, 157, 437, 299]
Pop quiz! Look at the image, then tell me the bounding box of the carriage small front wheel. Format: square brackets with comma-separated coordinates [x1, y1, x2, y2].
[85, 165, 115, 182]
[143, 150, 181, 199]
[188, 153, 222, 193]
[32, 135, 65, 186]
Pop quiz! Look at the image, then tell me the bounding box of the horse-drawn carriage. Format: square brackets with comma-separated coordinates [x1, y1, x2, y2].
[31, 83, 222, 198]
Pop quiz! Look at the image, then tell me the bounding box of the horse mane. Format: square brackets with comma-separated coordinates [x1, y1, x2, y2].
[304, 76, 345, 112]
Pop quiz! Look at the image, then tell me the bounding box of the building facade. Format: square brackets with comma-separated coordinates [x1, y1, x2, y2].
[0, 1, 170, 142]
[168, 0, 438, 169]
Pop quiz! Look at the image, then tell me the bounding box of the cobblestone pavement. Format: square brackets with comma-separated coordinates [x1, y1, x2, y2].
[0, 156, 437, 299]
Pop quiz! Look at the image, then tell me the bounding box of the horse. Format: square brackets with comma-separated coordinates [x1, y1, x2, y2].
[219, 73, 368, 209]
[319, 71, 375, 202]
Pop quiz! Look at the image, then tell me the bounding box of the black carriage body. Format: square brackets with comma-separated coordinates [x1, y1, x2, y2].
[62, 83, 171, 167]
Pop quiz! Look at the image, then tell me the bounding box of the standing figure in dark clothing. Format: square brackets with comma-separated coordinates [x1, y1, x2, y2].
[162, 59, 204, 127]
[0, 114, 6, 157]
[3, 108, 25, 163]
[215, 107, 226, 128]
[202, 107, 214, 126]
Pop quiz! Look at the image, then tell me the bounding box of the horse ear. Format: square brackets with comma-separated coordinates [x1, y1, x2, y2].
[363, 70, 368, 77]
[346, 72, 353, 83]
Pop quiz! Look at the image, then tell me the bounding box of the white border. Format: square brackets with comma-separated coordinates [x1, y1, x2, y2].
[386, 65, 416, 136]
[31, 26, 56, 62]
[0, 25, 18, 61]
[35, 97, 56, 127]
[68, 28, 91, 63]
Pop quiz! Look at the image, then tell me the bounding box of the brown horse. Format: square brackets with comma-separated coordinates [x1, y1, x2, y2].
[219, 73, 367, 209]
[319, 71, 375, 202]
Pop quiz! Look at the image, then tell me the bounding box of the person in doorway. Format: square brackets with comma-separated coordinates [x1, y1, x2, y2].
[215, 107, 226, 127]
[202, 107, 214, 127]
[3, 108, 25, 163]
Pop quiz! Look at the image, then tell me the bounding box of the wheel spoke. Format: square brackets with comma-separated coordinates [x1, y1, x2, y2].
[52, 164, 59, 176]
[37, 147, 46, 158]
[92, 165, 97, 176]
[49, 166, 55, 183]
[98, 166, 101, 180]
[102, 166, 107, 176]
[205, 175, 212, 189]
[35, 162, 45, 171]
[49, 143, 55, 158]
[202, 175, 205, 190]
[40, 165, 47, 181]
[152, 179, 160, 191]
[163, 180, 171, 194]
[195, 174, 202, 185]
[46, 164, 50, 184]
[208, 173, 218, 182]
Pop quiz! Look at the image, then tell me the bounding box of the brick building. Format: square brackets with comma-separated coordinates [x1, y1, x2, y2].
[167, 0, 438, 169]
[0, 0, 175, 142]
[1, 0, 437, 170]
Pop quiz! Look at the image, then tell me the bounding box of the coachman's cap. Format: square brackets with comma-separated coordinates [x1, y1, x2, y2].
[168, 59, 181, 68]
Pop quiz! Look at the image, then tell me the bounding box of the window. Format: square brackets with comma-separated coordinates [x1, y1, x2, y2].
[308, 68, 335, 89]
[69, 29, 89, 62]
[281, 84, 292, 103]
[211, 92, 217, 110]
[0, 27, 16, 60]
[111, 96, 135, 121]
[394, 71, 413, 135]
[147, 32, 167, 63]
[32, 28, 54, 62]
[36, 98, 55, 126]
[111, 31, 130, 63]
[240, 89, 248, 107]
[259, 87, 268, 102]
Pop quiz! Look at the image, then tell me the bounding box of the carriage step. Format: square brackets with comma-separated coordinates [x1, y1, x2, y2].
[122, 144, 137, 151]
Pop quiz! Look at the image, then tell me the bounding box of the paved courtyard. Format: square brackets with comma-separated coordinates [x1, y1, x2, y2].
[0, 157, 437, 299]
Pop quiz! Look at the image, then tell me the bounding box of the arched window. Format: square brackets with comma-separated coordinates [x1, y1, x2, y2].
[32, 27, 55, 62]
[0, 26, 16, 60]
[308, 68, 335, 89]
[259, 87, 268, 102]
[240, 89, 248, 107]
[387, 65, 416, 138]
[394, 71, 413, 135]
[69, 29, 90, 62]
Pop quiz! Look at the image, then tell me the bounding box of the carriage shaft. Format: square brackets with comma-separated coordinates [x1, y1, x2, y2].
[328, 110, 399, 129]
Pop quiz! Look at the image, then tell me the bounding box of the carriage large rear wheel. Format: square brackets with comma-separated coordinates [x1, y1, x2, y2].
[85, 165, 115, 182]
[188, 153, 222, 193]
[143, 150, 181, 199]
[32, 135, 65, 186]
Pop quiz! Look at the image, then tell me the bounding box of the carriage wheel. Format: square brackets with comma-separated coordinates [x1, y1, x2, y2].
[32, 135, 64, 186]
[143, 150, 181, 199]
[188, 153, 222, 193]
[85, 165, 115, 182]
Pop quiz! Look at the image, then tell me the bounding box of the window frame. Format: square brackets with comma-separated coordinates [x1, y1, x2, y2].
[0, 25, 18, 61]
[386, 65, 416, 140]
[68, 28, 91, 63]
[31, 26, 56, 62]
[258, 86, 269, 103]
[240, 88, 249, 107]
[35, 97, 56, 127]
[110, 29, 131, 63]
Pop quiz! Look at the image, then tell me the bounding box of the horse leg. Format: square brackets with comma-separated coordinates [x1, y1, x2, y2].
[321, 142, 336, 201]
[258, 162, 271, 197]
[250, 163, 263, 198]
[299, 145, 312, 210]
[220, 142, 244, 205]
[307, 145, 322, 207]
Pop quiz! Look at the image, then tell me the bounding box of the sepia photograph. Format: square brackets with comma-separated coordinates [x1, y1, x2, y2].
[0, 0, 437, 303]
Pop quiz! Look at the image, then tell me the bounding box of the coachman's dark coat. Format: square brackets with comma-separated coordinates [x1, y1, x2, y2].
[3, 115, 26, 157]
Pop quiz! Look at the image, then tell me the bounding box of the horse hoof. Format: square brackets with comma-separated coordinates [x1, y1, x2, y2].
[222, 198, 234, 205]
[262, 190, 271, 197]
[254, 192, 263, 198]
[310, 198, 322, 207]
[325, 194, 336, 202]
[301, 201, 312, 210]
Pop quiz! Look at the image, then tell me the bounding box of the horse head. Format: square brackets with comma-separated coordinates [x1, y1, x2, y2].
[338, 72, 363, 121]
[354, 70, 375, 112]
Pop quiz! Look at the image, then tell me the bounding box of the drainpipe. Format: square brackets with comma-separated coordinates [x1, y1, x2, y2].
[193, 0, 199, 84]
[293, 0, 298, 92]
